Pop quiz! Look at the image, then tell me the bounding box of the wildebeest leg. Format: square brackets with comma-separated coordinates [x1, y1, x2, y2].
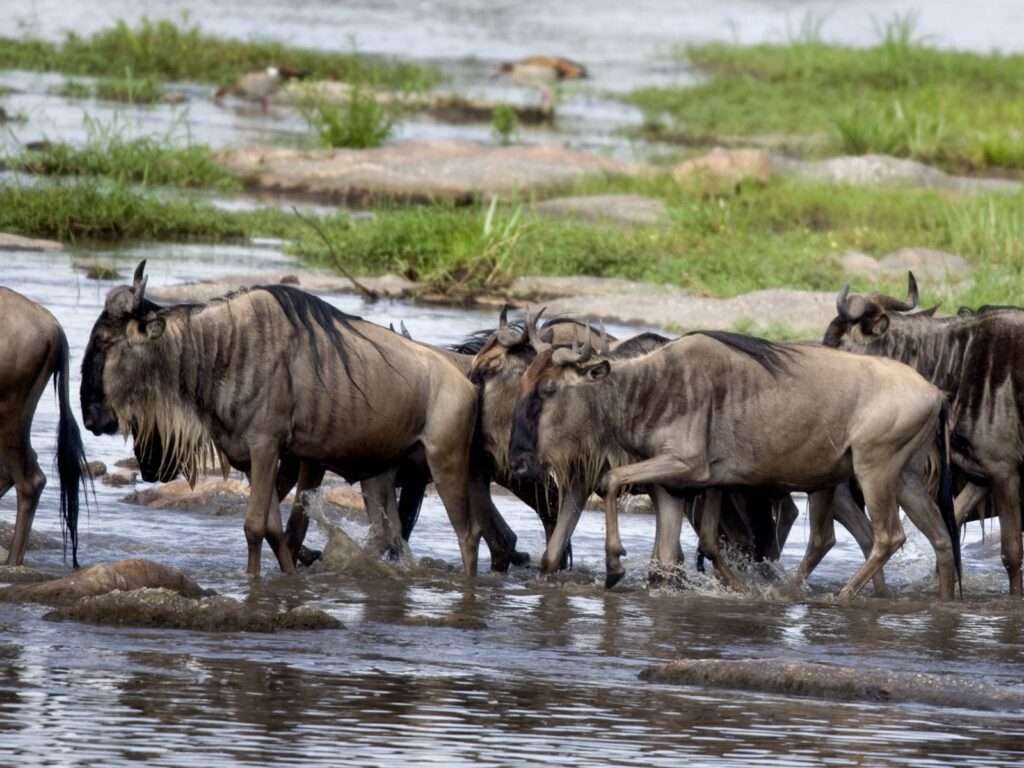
[898, 466, 956, 600]
[244, 446, 288, 576]
[838, 468, 906, 601]
[650, 486, 684, 568]
[285, 461, 325, 565]
[363, 470, 405, 560]
[265, 485, 296, 573]
[954, 482, 989, 527]
[470, 471, 525, 572]
[795, 488, 836, 589]
[3, 442, 46, 567]
[832, 483, 888, 595]
[603, 455, 706, 588]
[696, 488, 745, 591]
[539, 476, 587, 573]
[992, 474, 1023, 596]
[425, 447, 480, 576]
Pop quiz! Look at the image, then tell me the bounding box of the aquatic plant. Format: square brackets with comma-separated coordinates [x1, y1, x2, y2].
[491, 104, 520, 146]
[299, 83, 395, 149]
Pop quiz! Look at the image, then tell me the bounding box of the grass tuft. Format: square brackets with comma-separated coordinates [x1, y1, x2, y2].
[56, 74, 164, 104]
[299, 83, 394, 149]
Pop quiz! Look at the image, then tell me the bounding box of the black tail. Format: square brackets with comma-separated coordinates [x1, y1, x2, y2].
[53, 331, 90, 568]
[937, 401, 962, 596]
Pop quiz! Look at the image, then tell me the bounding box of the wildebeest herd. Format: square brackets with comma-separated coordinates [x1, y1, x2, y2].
[3, 261, 1022, 602]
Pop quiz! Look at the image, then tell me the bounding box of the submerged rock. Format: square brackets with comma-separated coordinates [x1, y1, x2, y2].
[0, 520, 63, 552]
[45, 588, 341, 632]
[215, 140, 636, 204]
[641, 657, 1024, 711]
[0, 559, 204, 605]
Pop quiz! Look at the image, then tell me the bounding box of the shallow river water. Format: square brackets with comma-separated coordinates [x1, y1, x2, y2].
[1, 250, 1023, 766]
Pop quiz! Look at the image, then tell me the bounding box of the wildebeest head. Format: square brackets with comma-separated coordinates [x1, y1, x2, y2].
[822, 271, 920, 350]
[81, 261, 178, 481]
[467, 307, 612, 475]
[508, 315, 613, 485]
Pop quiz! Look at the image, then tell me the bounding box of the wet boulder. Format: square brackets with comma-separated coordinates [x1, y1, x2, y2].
[45, 588, 342, 632]
[0, 232, 64, 252]
[0, 558, 204, 605]
[123, 478, 251, 516]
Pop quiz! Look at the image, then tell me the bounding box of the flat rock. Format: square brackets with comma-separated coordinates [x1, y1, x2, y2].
[878, 247, 973, 281]
[777, 154, 1022, 195]
[0, 232, 64, 252]
[215, 141, 637, 205]
[534, 194, 669, 227]
[510, 279, 835, 337]
[149, 271, 416, 304]
[0, 559, 204, 605]
[641, 657, 1024, 711]
[45, 587, 342, 632]
[672, 147, 777, 187]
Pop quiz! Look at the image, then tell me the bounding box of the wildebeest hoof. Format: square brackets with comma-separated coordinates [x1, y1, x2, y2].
[297, 546, 322, 567]
[605, 569, 626, 589]
[510, 550, 531, 567]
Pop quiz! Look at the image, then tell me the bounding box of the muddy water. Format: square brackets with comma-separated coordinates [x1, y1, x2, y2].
[1, 249, 1023, 766]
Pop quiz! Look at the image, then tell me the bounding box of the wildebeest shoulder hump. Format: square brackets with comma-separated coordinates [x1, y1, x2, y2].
[685, 330, 794, 376]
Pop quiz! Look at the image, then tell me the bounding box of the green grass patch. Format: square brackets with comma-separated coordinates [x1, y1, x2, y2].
[295, 173, 1024, 309]
[627, 16, 1024, 172]
[299, 84, 394, 149]
[4, 134, 239, 190]
[0, 18, 439, 90]
[0, 181, 272, 242]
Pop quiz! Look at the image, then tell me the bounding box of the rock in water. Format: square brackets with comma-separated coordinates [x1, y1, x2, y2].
[0, 559, 204, 605]
[44, 588, 342, 632]
[641, 657, 1024, 711]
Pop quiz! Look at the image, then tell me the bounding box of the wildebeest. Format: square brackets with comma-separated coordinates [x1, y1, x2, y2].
[471, 311, 807, 577]
[0, 288, 89, 566]
[824, 273, 1024, 595]
[509, 326, 961, 599]
[81, 262, 490, 576]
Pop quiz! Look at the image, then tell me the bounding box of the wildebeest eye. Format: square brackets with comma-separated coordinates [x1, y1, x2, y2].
[539, 380, 557, 398]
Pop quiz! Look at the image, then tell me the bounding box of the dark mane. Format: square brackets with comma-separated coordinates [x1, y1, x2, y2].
[608, 332, 670, 358]
[688, 330, 793, 376]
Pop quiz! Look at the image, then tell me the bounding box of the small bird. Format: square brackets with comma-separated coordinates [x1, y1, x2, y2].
[213, 65, 306, 112]
[497, 55, 587, 108]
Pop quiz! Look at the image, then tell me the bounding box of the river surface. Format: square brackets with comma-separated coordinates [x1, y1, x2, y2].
[1, 249, 1023, 766]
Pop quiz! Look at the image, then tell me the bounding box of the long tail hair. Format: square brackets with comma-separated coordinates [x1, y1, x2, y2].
[53, 330, 91, 568]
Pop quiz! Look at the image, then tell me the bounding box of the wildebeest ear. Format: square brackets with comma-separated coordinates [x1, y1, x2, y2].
[584, 360, 610, 381]
[867, 314, 890, 336]
[144, 317, 166, 341]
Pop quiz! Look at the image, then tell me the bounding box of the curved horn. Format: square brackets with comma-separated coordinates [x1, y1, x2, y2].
[875, 271, 920, 312]
[498, 304, 510, 329]
[598, 321, 609, 355]
[578, 323, 593, 363]
[571, 325, 580, 356]
[526, 307, 551, 352]
[131, 259, 148, 313]
[836, 284, 868, 322]
[399, 320, 412, 339]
